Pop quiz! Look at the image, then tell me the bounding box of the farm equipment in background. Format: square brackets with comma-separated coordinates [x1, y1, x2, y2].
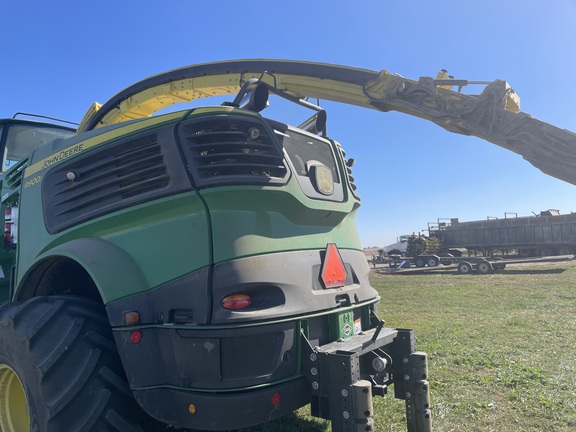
[384, 235, 411, 256]
[405, 235, 443, 258]
[2, 58, 576, 431]
[429, 210, 576, 258]
[383, 210, 576, 274]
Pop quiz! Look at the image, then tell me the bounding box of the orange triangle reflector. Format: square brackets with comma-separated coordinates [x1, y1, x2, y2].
[321, 243, 347, 288]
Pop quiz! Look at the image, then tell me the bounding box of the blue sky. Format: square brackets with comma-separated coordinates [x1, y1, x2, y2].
[3, 1, 576, 247]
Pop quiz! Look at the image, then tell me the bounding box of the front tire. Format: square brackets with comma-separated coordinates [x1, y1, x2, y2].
[0, 296, 144, 432]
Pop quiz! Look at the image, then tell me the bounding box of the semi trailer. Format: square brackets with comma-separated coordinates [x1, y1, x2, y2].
[381, 210, 576, 273]
[429, 210, 576, 257]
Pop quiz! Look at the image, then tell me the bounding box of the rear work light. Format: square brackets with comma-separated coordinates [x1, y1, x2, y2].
[220, 294, 252, 310]
[321, 243, 348, 288]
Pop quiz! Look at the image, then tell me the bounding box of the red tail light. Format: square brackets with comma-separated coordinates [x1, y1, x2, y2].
[220, 294, 252, 310]
[321, 243, 347, 288]
[130, 330, 142, 344]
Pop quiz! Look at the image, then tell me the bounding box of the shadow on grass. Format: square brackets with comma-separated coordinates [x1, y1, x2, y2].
[235, 413, 330, 432]
[495, 268, 567, 275]
[142, 412, 329, 432]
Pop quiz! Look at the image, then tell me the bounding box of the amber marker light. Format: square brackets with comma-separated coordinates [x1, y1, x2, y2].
[220, 294, 252, 310]
[124, 311, 140, 325]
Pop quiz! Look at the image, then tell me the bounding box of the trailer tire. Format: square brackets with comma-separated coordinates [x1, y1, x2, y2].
[414, 257, 426, 268]
[476, 260, 493, 274]
[0, 296, 144, 432]
[457, 262, 473, 274]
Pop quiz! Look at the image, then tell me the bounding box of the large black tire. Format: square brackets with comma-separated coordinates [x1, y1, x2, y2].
[0, 296, 144, 432]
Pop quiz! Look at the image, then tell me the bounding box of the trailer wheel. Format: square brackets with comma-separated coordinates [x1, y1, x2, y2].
[457, 261, 473, 274]
[414, 257, 426, 268]
[476, 260, 493, 274]
[0, 296, 144, 432]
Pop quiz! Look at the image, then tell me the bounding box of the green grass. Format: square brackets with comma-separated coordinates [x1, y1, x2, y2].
[369, 260, 576, 432]
[150, 260, 576, 431]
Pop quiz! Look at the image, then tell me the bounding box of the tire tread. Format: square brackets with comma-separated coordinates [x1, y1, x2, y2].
[0, 296, 144, 432]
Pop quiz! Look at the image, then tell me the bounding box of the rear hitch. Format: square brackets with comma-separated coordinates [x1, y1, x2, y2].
[301, 327, 432, 431]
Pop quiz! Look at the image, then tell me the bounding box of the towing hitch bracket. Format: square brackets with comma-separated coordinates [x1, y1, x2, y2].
[301, 327, 432, 431]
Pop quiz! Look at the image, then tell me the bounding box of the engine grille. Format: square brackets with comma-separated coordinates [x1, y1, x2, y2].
[5, 159, 27, 189]
[43, 129, 190, 233]
[179, 116, 288, 188]
[337, 145, 359, 199]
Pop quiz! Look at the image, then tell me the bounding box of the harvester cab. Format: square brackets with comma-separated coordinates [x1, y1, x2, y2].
[0, 116, 75, 295]
[0, 115, 76, 172]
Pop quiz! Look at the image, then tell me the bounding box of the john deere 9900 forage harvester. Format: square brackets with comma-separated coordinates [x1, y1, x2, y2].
[3, 59, 576, 432]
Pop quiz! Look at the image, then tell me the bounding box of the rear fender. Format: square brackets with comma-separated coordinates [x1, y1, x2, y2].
[16, 238, 148, 304]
